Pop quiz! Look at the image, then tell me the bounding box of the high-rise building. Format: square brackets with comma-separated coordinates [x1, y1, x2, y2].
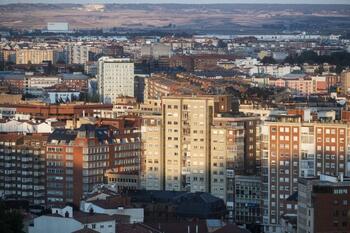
[0, 133, 48, 206]
[340, 69, 350, 94]
[97, 57, 134, 103]
[210, 117, 244, 202]
[298, 175, 350, 233]
[46, 124, 140, 207]
[261, 115, 348, 233]
[140, 115, 164, 190]
[141, 95, 257, 204]
[161, 96, 215, 193]
[66, 45, 91, 65]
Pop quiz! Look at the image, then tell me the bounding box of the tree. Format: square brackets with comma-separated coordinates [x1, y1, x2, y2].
[315, 66, 325, 75]
[261, 56, 276, 64]
[0, 202, 24, 233]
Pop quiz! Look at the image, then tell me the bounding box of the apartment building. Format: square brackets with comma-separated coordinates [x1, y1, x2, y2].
[97, 57, 134, 103]
[340, 69, 350, 94]
[60, 73, 89, 91]
[261, 115, 348, 233]
[140, 115, 164, 190]
[270, 76, 329, 95]
[66, 45, 91, 64]
[10, 102, 112, 120]
[141, 43, 171, 59]
[141, 95, 258, 203]
[298, 175, 350, 233]
[210, 119, 244, 202]
[25, 75, 61, 95]
[161, 96, 215, 192]
[249, 65, 301, 77]
[0, 133, 47, 206]
[144, 74, 206, 101]
[234, 176, 262, 225]
[16, 49, 54, 64]
[46, 124, 140, 207]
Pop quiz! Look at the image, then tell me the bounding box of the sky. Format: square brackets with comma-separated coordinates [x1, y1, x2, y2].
[1, 0, 349, 4]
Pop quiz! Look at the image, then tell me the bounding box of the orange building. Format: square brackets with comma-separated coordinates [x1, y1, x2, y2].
[2, 103, 113, 120]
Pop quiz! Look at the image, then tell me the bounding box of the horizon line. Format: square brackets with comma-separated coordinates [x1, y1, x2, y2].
[1, 2, 350, 5]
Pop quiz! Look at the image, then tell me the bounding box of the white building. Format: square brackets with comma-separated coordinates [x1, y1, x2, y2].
[97, 57, 134, 104]
[80, 201, 144, 224]
[234, 57, 261, 68]
[249, 65, 301, 78]
[67, 45, 91, 64]
[47, 22, 69, 32]
[80, 186, 144, 223]
[28, 206, 116, 233]
[0, 119, 54, 133]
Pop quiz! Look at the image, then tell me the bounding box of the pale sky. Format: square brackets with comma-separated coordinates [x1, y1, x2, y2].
[1, 0, 349, 4]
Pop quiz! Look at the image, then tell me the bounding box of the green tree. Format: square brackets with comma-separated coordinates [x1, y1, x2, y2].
[261, 56, 277, 64]
[0, 202, 24, 233]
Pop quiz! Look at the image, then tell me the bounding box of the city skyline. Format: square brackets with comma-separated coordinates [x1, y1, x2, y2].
[1, 2, 350, 233]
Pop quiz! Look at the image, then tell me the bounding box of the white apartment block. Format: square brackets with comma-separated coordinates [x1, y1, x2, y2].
[67, 45, 91, 64]
[97, 57, 134, 104]
[249, 65, 301, 77]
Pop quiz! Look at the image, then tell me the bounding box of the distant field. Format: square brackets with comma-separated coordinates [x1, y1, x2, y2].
[0, 4, 349, 34]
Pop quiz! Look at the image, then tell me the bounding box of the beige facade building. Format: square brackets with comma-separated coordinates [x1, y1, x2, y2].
[162, 96, 214, 192]
[140, 115, 164, 190]
[16, 49, 54, 64]
[67, 45, 91, 64]
[211, 121, 245, 211]
[340, 69, 350, 94]
[141, 95, 258, 205]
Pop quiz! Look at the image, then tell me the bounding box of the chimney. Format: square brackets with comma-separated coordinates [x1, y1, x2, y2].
[187, 225, 190, 233]
[196, 224, 198, 233]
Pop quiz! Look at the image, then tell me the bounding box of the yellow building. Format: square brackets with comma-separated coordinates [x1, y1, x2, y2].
[340, 69, 350, 94]
[16, 49, 54, 64]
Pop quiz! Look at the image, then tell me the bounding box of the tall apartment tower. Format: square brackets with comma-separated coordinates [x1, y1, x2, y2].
[141, 95, 257, 203]
[140, 115, 164, 190]
[261, 115, 348, 233]
[97, 57, 134, 103]
[66, 45, 90, 64]
[340, 69, 350, 94]
[162, 96, 215, 192]
[0, 134, 48, 206]
[298, 175, 350, 233]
